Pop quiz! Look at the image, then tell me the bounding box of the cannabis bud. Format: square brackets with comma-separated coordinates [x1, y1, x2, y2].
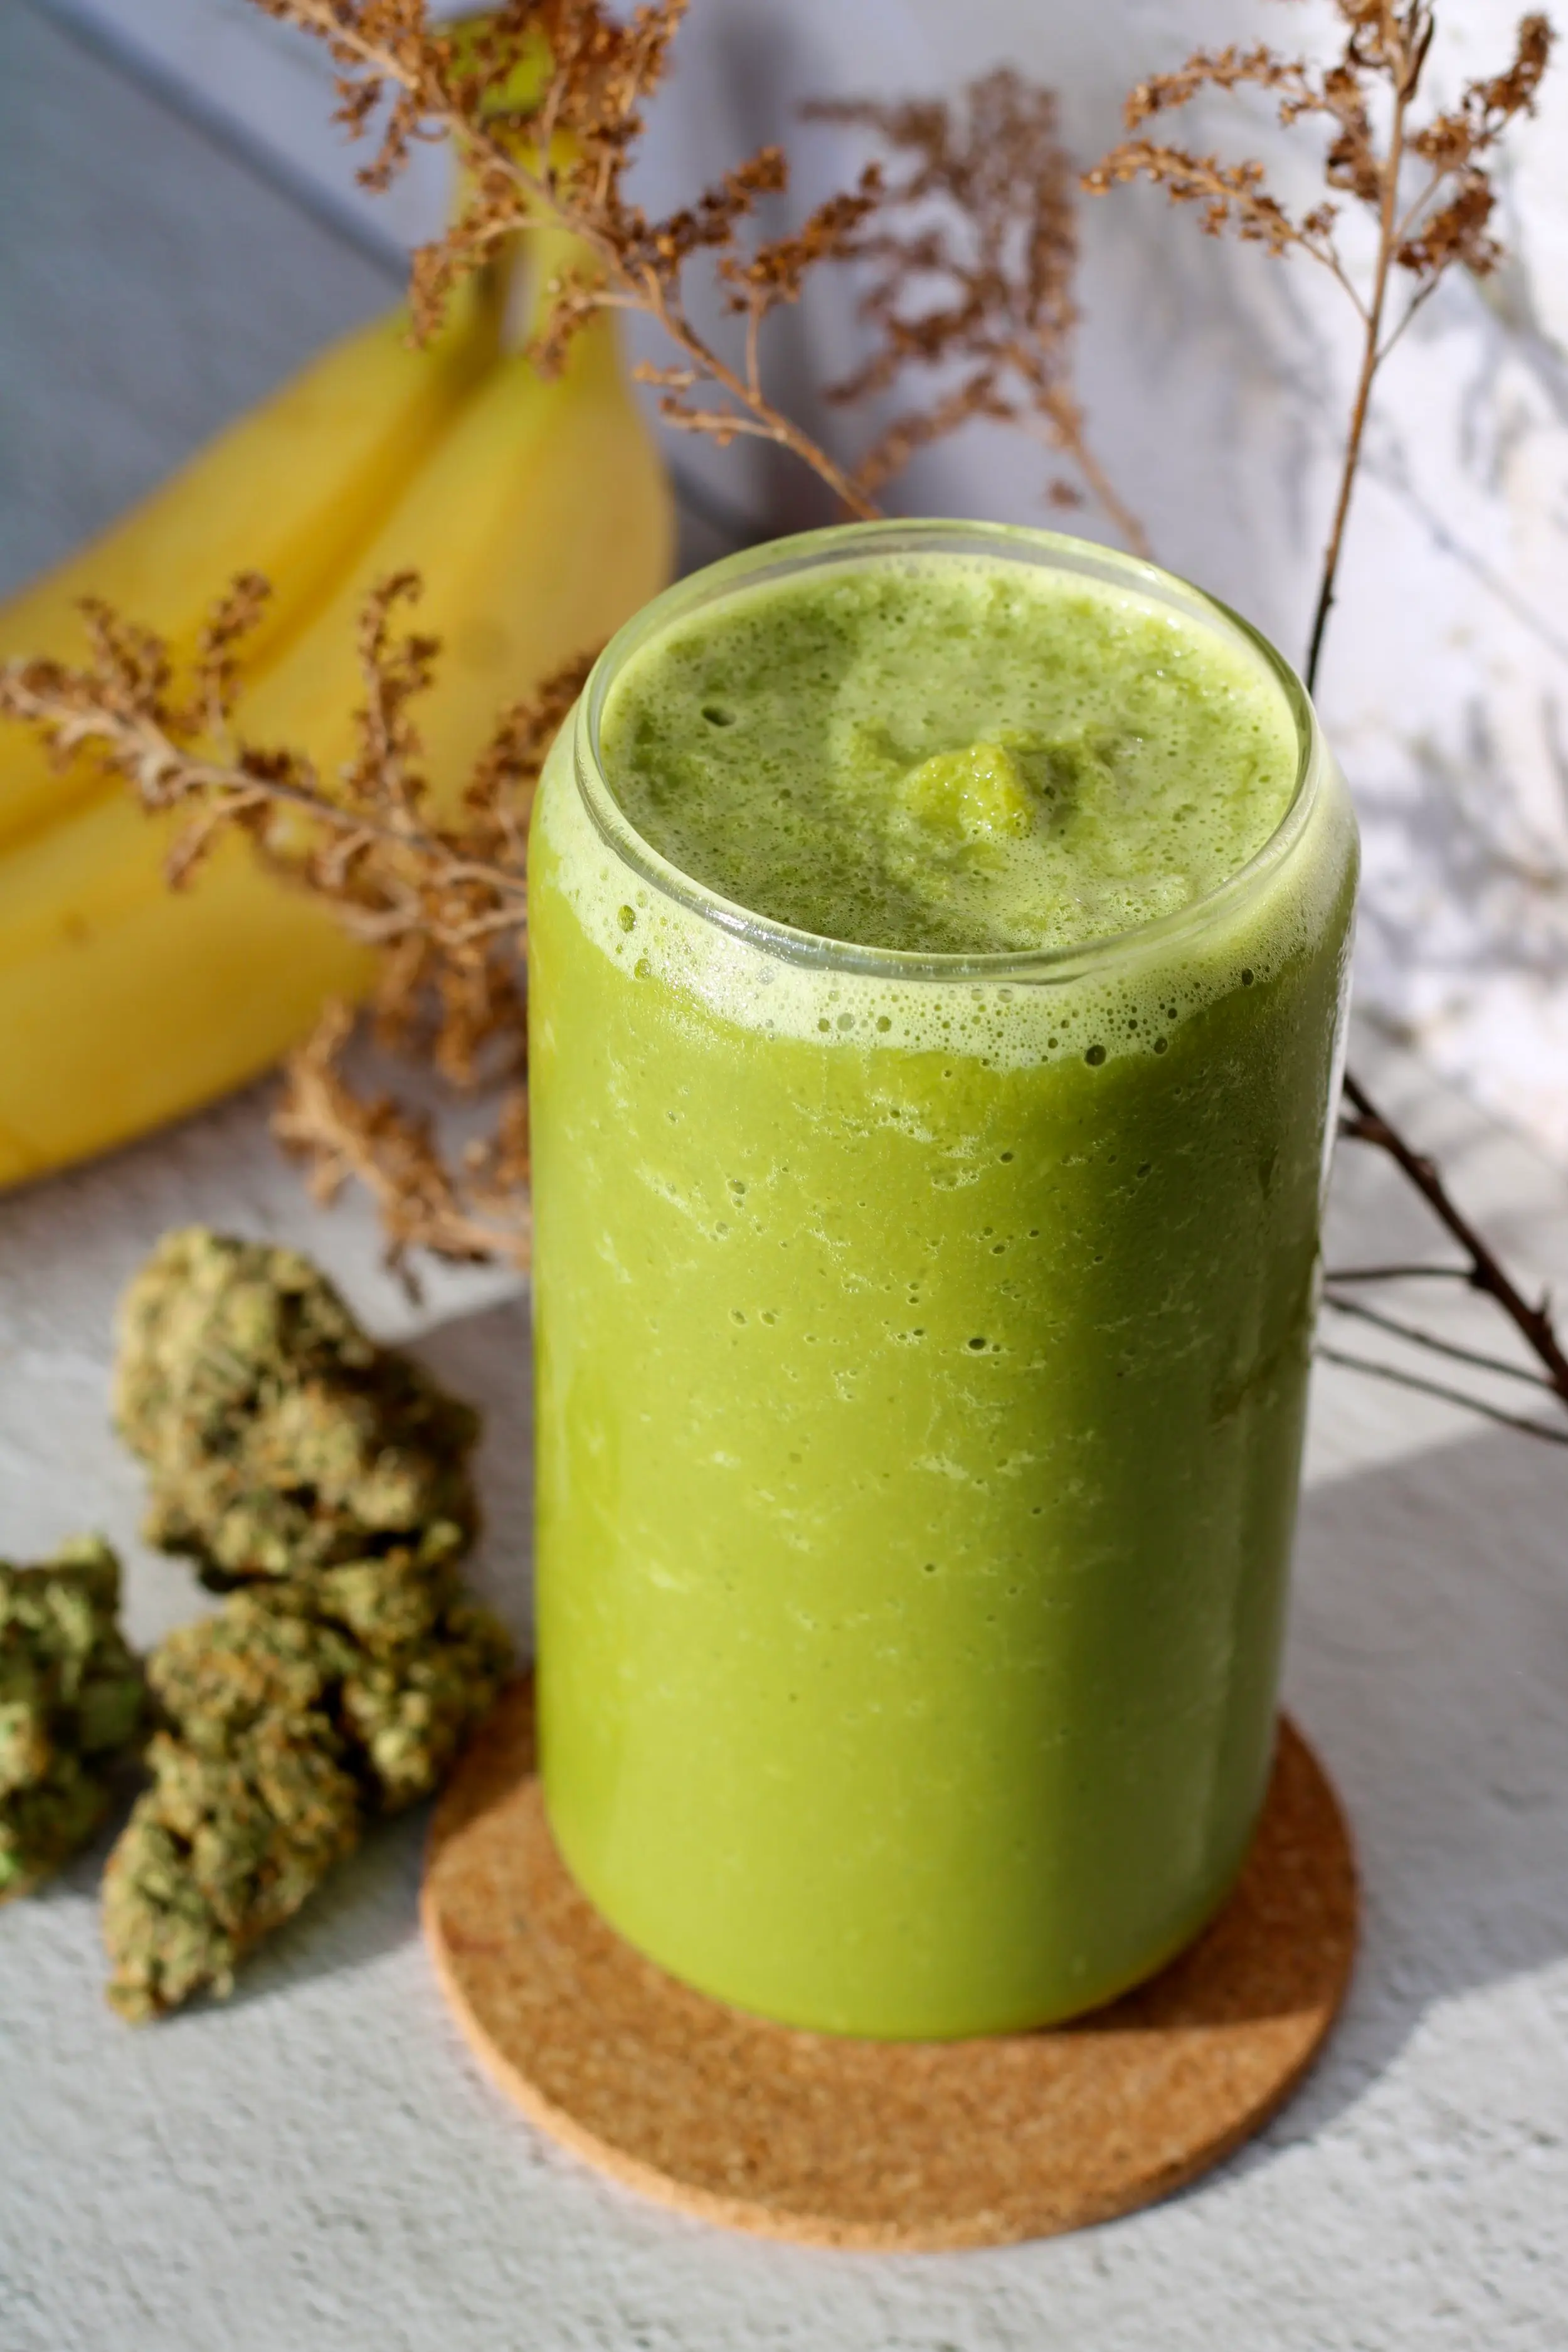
[1, 1537, 145, 1900]
[103, 1534, 512, 2022]
[103, 1225, 510, 2020]
[113, 1227, 480, 1586]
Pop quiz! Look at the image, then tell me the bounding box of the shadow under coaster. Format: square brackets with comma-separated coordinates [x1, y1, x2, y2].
[423, 1680, 1357, 2251]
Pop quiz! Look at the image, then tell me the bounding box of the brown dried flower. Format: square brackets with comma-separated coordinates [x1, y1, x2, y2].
[1088, 8, 1550, 299]
[0, 571, 556, 1266]
[276, 1004, 533, 1269]
[251, 0, 881, 513]
[248, 4, 1138, 537]
[807, 72, 1147, 549]
[1084, 4, 1554, 682]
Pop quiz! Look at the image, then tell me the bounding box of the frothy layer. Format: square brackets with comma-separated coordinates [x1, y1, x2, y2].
[596, 556, 1299, 957]
[535, 712, 1353, 1077]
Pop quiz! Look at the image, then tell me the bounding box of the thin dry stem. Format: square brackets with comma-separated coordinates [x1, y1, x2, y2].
[1315, 1344, 1568, 1444]
[1321, 1289, 1560, 1392]
[1338, 1071, 1568, 1410]
[1088, 2, 1564, 1434]
[1084, 4, 1553, 685]
[1306, 9, 1430, 687]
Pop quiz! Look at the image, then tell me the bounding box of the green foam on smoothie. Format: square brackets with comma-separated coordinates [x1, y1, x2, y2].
[598, 556, 1300, 956]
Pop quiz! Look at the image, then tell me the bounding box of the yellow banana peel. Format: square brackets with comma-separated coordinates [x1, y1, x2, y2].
[0, 269, 506, 854]
[0, 807, 374, 1184]
[240, 309, 670, 800]
[0, 305, 674, 1187]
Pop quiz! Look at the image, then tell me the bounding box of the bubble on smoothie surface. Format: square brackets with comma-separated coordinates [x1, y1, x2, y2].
[596, 554, 1300, 959]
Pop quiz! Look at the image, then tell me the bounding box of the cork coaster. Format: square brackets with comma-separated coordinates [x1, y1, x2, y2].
[423, 1680, 1357, 2251]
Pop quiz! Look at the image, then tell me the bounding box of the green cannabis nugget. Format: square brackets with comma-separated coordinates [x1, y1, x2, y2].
[113, 1227, 480, 1586]
[103, 1532, 512, 2021]
[1, 1537, 145, 1900]
[103, 1224, 510, 2020]
[306, 1531, 516, 1813]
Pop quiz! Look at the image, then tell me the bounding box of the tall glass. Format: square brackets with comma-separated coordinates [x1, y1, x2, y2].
[527, 521, 1357, 2039]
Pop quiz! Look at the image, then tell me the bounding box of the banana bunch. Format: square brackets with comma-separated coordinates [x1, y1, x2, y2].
[0, 227, 674, 1187]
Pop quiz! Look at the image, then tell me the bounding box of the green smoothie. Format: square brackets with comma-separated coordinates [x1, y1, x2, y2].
[528, 522, 1357, 2038]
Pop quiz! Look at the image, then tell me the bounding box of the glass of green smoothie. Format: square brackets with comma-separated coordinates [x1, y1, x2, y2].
[527, 519, 1357, 2040]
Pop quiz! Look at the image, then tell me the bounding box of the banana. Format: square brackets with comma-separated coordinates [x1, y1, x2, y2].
[238, 309, 671, 800]
[0, 802, 375, 1184]
[0, 299, 674, 1186]
[0, 267, 507, 853]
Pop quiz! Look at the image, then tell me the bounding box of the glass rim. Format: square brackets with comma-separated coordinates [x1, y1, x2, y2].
[570, 517, 1328, 987]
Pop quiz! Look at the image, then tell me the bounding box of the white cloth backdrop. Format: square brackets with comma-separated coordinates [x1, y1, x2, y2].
[38, 0, 1568, 1159]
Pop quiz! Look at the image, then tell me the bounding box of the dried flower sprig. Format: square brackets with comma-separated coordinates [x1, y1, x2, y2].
[0, 10, 1143, 1281]
[252, 0, 881, 516]
[1328, 1071, 1568, 1418]
[250, 4, 1141, 539]
[276, 1004, 533, 1269]
[1086, 2, 1552, 684]
[1089, 3, 1564, 1434]
[0, 573, 533, 980]
[804, 73, 1149, 551]
[0, 572, 562, 1269]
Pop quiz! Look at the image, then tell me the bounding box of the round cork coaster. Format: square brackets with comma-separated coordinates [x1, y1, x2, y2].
[423, 1680, 1357, 2252]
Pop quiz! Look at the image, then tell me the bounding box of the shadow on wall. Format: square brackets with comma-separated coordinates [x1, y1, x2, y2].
[1355, 694, 1568, 1010]
[1265, 1421, 1568, 2145]
[709, 6, 847, 538]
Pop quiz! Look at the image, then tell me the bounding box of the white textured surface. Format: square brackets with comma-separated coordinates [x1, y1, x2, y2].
[3, 1050, 1568, 2349]
[3, 11, 1568, 2343]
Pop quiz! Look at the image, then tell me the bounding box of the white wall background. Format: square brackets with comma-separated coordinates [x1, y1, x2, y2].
[32, 0, 1568, 1161]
